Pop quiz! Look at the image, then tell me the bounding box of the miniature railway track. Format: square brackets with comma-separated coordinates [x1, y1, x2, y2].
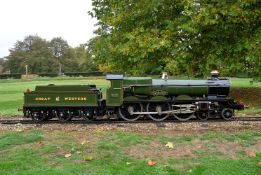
[0, 117, 261, 125]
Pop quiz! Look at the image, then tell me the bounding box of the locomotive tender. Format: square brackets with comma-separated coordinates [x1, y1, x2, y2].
[22, 73, 244, 122]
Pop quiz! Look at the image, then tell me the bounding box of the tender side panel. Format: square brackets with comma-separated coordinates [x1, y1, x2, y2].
[24, 91, 99, 107]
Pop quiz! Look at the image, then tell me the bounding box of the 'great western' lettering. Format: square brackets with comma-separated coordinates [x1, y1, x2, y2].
[64, 97, 87, 101]
[35, 97, 51, 101]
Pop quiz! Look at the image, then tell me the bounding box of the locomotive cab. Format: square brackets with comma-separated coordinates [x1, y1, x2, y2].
[106, 74, 124, 107]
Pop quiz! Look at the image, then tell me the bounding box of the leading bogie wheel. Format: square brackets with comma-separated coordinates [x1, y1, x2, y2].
[197, 112, 209, 121]
[118, 103, 143, 121]
[221, 108, 234, 120]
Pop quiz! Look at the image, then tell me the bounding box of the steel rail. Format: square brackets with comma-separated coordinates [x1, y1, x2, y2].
[0, 117, 261, 125]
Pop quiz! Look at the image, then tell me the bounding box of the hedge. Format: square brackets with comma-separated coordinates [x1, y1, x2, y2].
[38, 73, 58, 77]
[64, 72, 103, 77]
[0, 74, 22, 79]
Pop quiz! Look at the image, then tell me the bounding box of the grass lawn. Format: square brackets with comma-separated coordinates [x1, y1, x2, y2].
[229, 78, 261, 88]
[0, 126, 260, 175]
[0, 76, 260, 116]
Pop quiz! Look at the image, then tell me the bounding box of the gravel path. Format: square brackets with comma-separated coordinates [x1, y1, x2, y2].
[1, 119, 260, 136]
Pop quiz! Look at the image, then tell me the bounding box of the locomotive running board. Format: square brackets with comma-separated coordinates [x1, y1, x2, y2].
[129, 104, 196, 115]
[130, 110, 195, 115]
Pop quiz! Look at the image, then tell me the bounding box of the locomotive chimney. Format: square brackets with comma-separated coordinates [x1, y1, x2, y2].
[211, 70, 219, 79]
[162, 72, 168, 80]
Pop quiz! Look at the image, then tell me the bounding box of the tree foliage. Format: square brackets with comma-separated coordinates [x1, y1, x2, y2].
[182, 0, 261, 77]
[7, 35, 54, 73]
[89, 0, 261, 77]
[5, 35, 97, 74]
[0, 59, 7, 73]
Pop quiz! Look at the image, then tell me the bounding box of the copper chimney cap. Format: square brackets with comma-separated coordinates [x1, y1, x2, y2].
[211, 70, 219, 78]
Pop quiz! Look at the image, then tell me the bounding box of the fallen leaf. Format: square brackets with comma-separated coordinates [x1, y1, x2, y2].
[37, 141, 44, 146]
[84, 155, 93, 161]
[80, 140, 87, 145]
[76, 151, 81, 154]
[257, 162, 261, 165]
[195, 145, 202, 149]
[248, 152, 256, 158]
[165, 142, 174, 149]
[64, 153, 72, 158]
[147, 160, 156, 166]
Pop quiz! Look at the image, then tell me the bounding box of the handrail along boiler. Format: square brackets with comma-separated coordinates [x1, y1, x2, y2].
[22, 73, 244, 122]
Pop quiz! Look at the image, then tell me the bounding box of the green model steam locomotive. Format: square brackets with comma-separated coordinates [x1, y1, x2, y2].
[21, 72, 244, 122]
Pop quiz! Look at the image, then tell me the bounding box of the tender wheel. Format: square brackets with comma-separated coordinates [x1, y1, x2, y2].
[81, 109, 94, 121]
[221, 108, 234, 120]
[118, 103, 143, 121]
[31, 110, 47, 122]
[43, 110, 53, 121]
[57, 109, 72, 121]
[146, 103, 170, 121]
[173, 113, 194, 121]
[197, 112, 209, 121]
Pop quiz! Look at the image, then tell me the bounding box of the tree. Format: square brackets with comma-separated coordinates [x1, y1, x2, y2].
[89, 0, 189, 75]
[0, 58, 7, 73]
[5, 35, 97, 75]
[89, 0, 261, 77]
[6, 36, 71, 74]
[6, 35, 57, 74]
[179, 0, 261, 77]
[49, 37, 70, 74]
[74, 44, 97, 72]
[49, 37, 97, 73]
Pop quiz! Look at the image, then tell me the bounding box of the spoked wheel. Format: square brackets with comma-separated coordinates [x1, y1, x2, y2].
[44, 110, 54, 121]
[31, 110, 47, 122]
[118, 103, 143, 121]
[197, 112, 209, 121]
[221, 108, 234, 120]
[81, 109, 94, 121]
[146, 103, 170, 121]
[57, 109, 72, 121]
[173, 113, 194, 121]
